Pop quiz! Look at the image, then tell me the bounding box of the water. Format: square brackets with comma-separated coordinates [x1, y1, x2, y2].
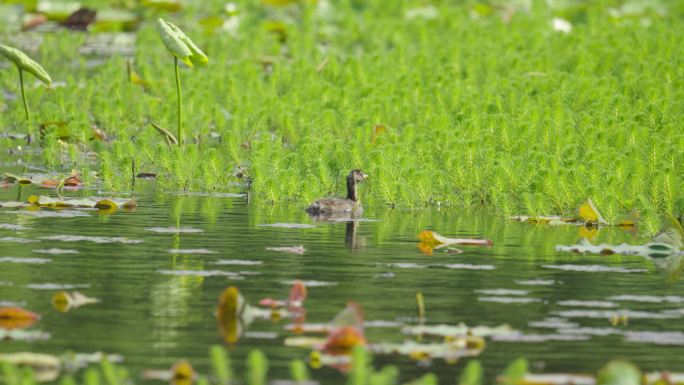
[1, 176, 684, 382]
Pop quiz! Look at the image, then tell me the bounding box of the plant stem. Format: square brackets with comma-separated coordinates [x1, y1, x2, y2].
[174, 56, 183, 147]
[18, 68, 30, 122]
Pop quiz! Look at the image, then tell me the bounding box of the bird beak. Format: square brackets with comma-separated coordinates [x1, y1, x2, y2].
[362, 173, 368, 180]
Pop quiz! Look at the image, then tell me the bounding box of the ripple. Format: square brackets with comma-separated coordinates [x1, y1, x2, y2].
[478, 296, 542, 304]
[33, 248, 79, 255]
[0, 237, 39, 243]
[214, 259, 263, 266]
[0, 257, 51, 264]
[257, 223, 316, 229]
[608, 295, 684, 304]
[167, 249, 216, 254]
[41, 235, 143, 244]
[146, 227, 204, 234]
[157, 270, 243, 278]
[557, 300, 618, 308]
[27, 283, 91, 290]
[0, 224, 29, 231]
[543, 264, 647, 273]
[476, 289, 529, 296]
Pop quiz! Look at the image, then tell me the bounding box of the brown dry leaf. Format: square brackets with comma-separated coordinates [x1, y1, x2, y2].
[323, 302, 366, 354]
[0, 307, 40, 330]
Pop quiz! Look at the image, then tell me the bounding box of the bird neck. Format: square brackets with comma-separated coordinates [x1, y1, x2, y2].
[346, 177, 358, 201]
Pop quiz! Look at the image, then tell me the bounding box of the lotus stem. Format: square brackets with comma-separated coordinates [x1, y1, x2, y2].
[174, 56, 183, 147]
[18, 68, 30, 122]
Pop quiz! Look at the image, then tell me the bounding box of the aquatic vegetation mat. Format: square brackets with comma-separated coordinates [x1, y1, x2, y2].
[0, 0, 681, 228]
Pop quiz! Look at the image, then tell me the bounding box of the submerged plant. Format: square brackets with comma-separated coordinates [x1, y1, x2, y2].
[0, 44, 51, 124]
[155, 18, 208, 147]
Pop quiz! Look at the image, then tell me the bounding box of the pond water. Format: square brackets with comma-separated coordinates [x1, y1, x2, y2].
[1, 164, 684, 382]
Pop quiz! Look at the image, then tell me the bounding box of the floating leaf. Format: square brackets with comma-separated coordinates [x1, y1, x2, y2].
[371, 337, 485, 362]
[52, 291, 100, 313]
[556, 238, 679, 259]
[3, 173, 33, 185]
[417, 230, 492, 255]
[171, 360, 194, 385]
[0, 307, 40, 329]
[217, 286, 245, 344]
[26, 195, 136, 210]
[403, 323, 515, 339]
[156, 18, 208, 68]
[323, 302, 366, 354]
[579, 199, 609, 225]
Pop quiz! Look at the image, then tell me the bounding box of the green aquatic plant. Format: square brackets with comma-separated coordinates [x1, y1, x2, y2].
[0, 44, 51, 125]
[155, 18, 208, 147]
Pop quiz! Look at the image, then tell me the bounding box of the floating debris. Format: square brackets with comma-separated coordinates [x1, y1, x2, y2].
[417, 230, 492, 255]
[52, 291, 100, 313]
[266, 245, 305, 255]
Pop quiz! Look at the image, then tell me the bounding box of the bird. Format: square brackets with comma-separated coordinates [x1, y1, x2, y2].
[305, 170, 367, 218]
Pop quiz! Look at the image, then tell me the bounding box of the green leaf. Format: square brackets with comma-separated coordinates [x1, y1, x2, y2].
[0, 44, 51, 86]
[597, 360, 641, 385]
[459, 360, 483, 385]
[156, 18, 208, 67]
[501, 358, 528, 385]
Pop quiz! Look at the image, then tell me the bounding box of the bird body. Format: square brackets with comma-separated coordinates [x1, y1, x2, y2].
[305, 170, 367, 219]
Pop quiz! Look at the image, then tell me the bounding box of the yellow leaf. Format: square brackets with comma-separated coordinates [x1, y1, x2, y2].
[171, 360, 194, 385]
[578, 198, 608, 225]
[94, 199, 117, 210]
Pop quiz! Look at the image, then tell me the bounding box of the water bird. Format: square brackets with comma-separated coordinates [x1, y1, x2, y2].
[305, 170, 367, 218]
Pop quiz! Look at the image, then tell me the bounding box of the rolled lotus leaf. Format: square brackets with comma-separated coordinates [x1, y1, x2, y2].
[156, 18, 208, 68]
[0, 44, 52, 86]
